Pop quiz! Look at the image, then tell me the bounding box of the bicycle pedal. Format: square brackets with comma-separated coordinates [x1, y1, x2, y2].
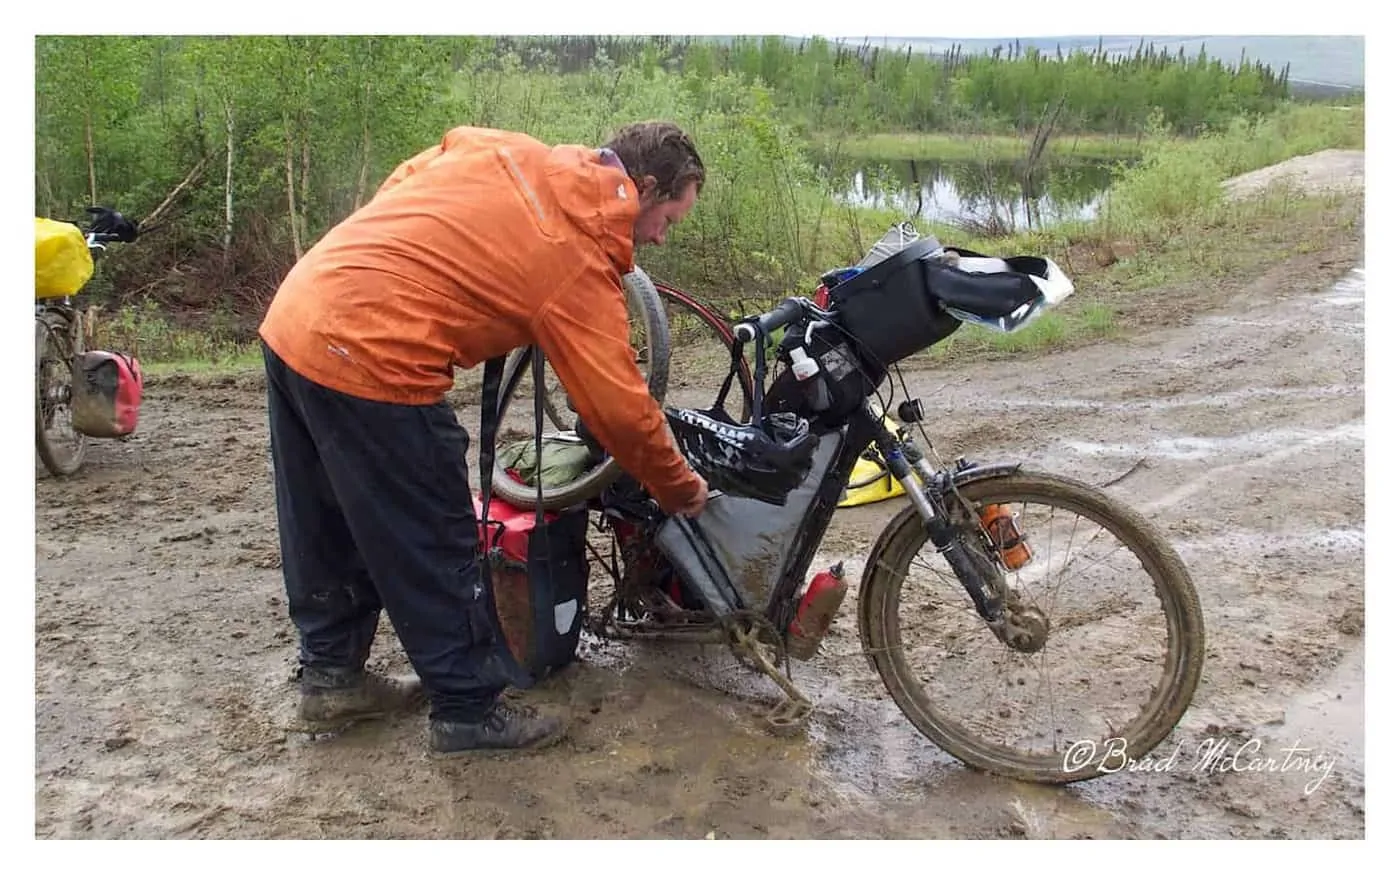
[762, 698, 813, 737]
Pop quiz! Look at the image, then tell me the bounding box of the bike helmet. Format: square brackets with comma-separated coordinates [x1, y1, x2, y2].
[664, 407, 819, 506]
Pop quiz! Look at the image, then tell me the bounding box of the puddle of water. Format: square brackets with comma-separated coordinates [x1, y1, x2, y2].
[804, 699, 961, 800]
[1136, 422, 1364, 512]
[1063, 421, 1364, 463]
[1271, 644, 1366, 784]
[798, 660, 1138, 837]
[983, 384, 1359, 415]
[1200, 266, 1364, 324]
[832, 155, 1119, 230]
[1321, 268, 1366, 306]
[1173, 526, 1364, 558]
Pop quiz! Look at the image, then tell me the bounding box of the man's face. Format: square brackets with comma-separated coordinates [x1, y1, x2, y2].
[634, 177, 698, 247]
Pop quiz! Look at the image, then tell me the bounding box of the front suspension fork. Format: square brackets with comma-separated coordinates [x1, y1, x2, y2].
[865, 413, 1007, 624]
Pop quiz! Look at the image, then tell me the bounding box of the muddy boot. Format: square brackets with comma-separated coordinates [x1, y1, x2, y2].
[297, 667, 426, 732]
[429, 701, 568, 755]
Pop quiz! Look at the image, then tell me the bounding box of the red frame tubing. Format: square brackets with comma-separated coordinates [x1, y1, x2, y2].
[653, 280, 755, 399]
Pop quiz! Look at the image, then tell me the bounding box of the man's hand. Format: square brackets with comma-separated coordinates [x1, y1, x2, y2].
[674, 476, 709, 518]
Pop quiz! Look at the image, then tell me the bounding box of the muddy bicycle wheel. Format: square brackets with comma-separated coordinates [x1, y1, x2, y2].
[527, 281, 755, 433]
[488, 268, 671, 511]
[653, 281, 753, 423]
[857, 470, 1204, 785]
[35, 316, 88, 477]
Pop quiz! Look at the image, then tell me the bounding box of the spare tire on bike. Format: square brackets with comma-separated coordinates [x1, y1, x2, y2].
[496, 433, 601, 490]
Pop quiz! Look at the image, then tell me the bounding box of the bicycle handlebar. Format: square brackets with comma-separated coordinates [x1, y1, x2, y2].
[82, 205, 140, 244]
[733, 297, 807, 343]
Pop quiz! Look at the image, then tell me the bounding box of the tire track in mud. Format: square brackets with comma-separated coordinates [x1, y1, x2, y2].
[35, 249, 1365, 838]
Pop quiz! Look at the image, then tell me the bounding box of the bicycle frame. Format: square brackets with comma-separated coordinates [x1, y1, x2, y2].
[754, 406, 878, 627]
[707, 380, 1017, 636]
[36, 301, 81, 352]
[630, 290, 1015, 638]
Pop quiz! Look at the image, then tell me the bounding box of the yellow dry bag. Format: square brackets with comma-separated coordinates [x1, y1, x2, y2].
[35, 217, 94, 299]
[837, 416, 908, 508]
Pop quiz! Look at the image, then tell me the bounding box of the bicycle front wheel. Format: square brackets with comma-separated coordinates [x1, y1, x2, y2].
[857, 470, 1205, 784]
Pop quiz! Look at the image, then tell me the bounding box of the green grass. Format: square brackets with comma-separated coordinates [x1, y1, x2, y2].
[1108, 189, 1357, 291]
[820, 131, 1148, 162]
[1090, 102, 1364, 243]
[919, 186, 1358, 365]
[93, 300, 263, 376]
[139, 351, 264, 379]
[141, 101, 1363, 378]
[1077, 301, 1118, 337]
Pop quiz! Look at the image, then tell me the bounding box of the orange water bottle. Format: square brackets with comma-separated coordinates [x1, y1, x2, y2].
[979, 504, 1033, 570]
[787, 562, 849, 661]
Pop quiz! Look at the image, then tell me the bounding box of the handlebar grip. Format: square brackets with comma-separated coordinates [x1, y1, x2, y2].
[733, 297, 806, 343]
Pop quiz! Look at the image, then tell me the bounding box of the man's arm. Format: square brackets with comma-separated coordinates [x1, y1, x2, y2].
[531, 263, 705, 516]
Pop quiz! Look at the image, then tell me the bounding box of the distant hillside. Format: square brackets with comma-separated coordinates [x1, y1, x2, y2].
[814, 35, 1365, 90]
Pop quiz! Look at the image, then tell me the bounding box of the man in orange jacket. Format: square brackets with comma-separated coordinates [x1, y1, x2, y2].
[258, 121, 709, 754]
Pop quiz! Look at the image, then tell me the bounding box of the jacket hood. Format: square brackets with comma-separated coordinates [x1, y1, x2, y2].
[542, 144, 639, 275]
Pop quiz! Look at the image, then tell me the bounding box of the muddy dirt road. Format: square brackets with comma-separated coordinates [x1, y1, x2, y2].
[35, 217, 1365, 840]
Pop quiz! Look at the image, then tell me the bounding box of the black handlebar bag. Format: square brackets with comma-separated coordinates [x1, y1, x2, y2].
[826, 238, 1053, 375]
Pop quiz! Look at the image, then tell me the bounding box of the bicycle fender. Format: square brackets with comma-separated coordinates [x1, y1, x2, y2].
[940, 460, 1025, 495]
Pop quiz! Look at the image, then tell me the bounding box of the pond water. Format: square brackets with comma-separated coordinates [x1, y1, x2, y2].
[833, 156, 1127, 233]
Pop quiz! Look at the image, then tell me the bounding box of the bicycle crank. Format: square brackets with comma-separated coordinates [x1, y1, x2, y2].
[726, 619, 814, 736]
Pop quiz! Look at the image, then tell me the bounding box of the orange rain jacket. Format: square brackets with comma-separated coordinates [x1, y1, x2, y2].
[258, 126, 703, 514]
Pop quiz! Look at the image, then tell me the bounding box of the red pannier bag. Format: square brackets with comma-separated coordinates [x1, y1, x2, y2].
[473, 347, 591, 688]
[472, 494, 590, 686]
[71, 350, 143, 438]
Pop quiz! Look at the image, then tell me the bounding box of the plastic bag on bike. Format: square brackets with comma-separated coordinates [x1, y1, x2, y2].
[71, 351, 143, 438]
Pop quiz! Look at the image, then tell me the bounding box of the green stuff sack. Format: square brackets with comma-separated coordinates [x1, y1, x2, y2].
[498, 435, 599, 489]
